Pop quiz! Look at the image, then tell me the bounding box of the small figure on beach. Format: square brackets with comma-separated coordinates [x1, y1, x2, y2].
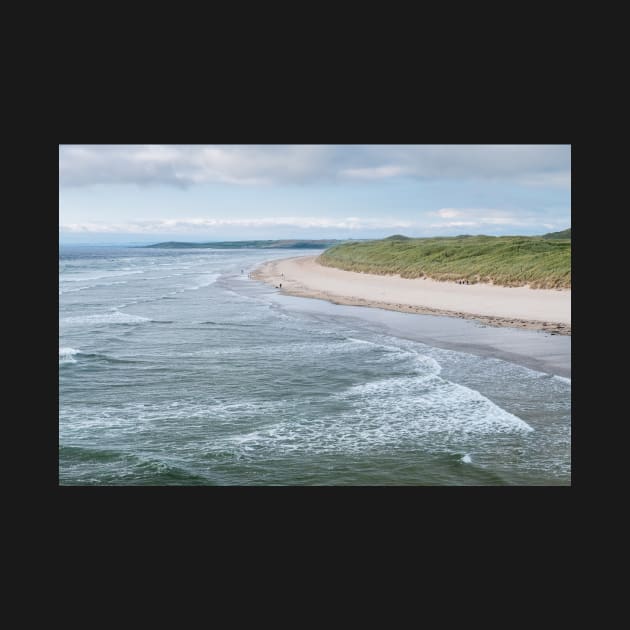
[279, 283, 282, 288]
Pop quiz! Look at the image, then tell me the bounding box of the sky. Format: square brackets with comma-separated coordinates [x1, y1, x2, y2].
[59, 145, 571, 244]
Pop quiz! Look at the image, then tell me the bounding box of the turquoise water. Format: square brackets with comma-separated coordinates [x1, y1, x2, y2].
[59, 246, 571, 485]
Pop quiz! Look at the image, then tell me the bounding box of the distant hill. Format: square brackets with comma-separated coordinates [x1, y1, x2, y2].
[144, 239, 343, 249]
[542, 228, 571, 239]
[383, 234, 411, 241]
[319, 234, 571, 289]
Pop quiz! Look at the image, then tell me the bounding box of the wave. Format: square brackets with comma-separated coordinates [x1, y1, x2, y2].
[59, 347, 81, 364]
[346, 337, 376, 345]
[202, 371, 534, 459]
[60, 270, 144, 283]
[339, 371, 532, 435]
[58, 446, 211, 485]
[59, 346, 534, 463]
[553, 375, 571, 385]
[186, 274, 220, 291]
[60, 311, 152, 326]
[196, 320, 260, 327]
[59, 280, 129, 295]
[59, 445, 125, 462]
[60, 347, 154, 366]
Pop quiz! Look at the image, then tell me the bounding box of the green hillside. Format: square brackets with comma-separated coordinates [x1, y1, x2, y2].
[319, 234, 571, 288]
[542, 228, 571, 239]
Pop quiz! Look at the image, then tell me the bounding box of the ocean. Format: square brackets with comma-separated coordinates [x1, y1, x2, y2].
[59, 246, 571, 485]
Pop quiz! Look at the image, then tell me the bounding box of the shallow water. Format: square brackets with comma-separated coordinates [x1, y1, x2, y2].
[59, 246, 571, 485]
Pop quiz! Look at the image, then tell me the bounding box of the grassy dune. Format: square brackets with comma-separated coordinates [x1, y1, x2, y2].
[542, 228, 571, 239]
[319, 234, 571, 288]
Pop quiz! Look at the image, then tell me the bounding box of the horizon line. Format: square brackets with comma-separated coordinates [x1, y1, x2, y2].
[60, 229, 570, 246]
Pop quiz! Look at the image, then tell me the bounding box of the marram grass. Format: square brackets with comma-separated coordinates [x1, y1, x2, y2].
[319, 235, 571, 289]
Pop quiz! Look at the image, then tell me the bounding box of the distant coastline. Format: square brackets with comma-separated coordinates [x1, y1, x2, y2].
[144, 239, 344, 250]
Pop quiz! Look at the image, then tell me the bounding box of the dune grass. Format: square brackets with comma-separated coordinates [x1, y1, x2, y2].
[319, 235, 571, 288]
[542, 228, 571, 239]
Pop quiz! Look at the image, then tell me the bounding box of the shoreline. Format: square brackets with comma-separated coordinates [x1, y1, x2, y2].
[251, 255, 571, 335]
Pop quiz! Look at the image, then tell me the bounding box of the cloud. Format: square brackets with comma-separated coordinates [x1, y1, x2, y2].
[59, 145, 334, 188]
[340, 165, 410, 179]
[59, 216, 416, 234]
[431, 221, 479, 228]
[435, 208, 465, 218]
[427, 207, 564, 230]
[59, 207, 568, 236]
[59, 144, 571, 188]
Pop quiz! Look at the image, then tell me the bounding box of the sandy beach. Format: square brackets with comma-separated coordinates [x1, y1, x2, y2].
[252, 255, 571, 335]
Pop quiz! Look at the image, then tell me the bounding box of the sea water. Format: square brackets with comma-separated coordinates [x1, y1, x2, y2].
[59, 246, 571, 485]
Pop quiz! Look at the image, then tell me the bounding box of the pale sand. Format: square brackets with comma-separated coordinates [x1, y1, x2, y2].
[252, 255, 571, 335]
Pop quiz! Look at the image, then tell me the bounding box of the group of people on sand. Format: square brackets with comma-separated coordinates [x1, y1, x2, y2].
[457, 279, 470, 285]
[243, 267, 284, 289]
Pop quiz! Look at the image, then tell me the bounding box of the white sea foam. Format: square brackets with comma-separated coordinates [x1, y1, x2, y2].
[60, 270, 143, 283]
[197, 367, 534, 457]
[347, 337, 379, 346]
[61, 371, 533, 458]
[413, 354, 442, 375]
[59, 347, 80, 363]
[186, 274, 220, 291]
[59, 280, 129, 295]
[335, 363, 533, 438]
[553, 375, 571, 385]
[61, 311, 151, 326]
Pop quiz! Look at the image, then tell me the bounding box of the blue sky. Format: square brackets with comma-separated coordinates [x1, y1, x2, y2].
[59, 145, 571, 243]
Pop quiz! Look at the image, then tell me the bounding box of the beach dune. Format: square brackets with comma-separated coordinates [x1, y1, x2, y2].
[253, 255, 571, 335]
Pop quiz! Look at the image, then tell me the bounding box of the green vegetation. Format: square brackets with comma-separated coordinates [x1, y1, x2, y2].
[319, 234, 571, 288]
[542, 228, 571, 239]
[383, 234, 411, 241]
[145, 239, 341, 249]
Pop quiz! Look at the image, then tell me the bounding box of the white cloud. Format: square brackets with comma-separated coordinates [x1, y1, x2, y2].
[436, 208, 465, 218]
[426, 207, 564, 230]
[59, 216, 416, 234]
[59, 145, 334, 187]
[429, 221, 479, 228]
[340, 165, 409, 179]
[59, 206, 568, 235]
[59, 144, 571, 188]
